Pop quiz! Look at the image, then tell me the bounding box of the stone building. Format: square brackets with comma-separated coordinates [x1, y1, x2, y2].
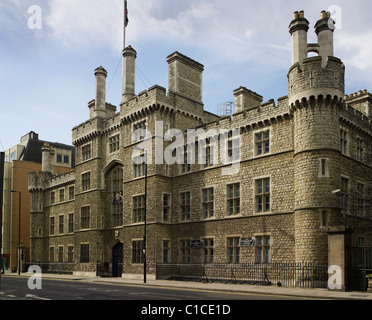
[28, 10, 372, 282]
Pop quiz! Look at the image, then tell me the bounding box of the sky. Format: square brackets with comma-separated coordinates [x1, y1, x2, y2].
[1, 0, 372, 150]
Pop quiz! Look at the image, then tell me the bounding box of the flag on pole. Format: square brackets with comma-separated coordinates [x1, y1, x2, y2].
[124, 0, 129, 27]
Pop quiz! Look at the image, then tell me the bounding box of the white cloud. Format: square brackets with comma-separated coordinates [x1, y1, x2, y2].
[338, 31, 372, 70]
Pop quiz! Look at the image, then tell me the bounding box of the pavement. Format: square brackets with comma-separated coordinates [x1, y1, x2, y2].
[2, 270, 372, 300]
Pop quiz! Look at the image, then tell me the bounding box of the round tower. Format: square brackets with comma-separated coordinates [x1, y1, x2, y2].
[288, 10, 345, 263]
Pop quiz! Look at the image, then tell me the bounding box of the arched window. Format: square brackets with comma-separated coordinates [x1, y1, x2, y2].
[111, 167, 123, 226]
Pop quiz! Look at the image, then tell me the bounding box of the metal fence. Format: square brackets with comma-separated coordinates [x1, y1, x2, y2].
[26, 262, 74, 275]
[347, 240, 372, 291]
[156, 262, 328, 288]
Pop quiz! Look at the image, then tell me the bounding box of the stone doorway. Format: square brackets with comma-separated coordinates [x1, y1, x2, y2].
[112, 242, 123, 277]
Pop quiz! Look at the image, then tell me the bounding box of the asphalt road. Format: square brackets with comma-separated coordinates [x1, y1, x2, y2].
[0, 276, 306, 301]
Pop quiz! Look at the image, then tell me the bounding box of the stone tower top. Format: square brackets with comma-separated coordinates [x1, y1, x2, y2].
[289, 10, 336, 68]
[167, 51, 204, 103]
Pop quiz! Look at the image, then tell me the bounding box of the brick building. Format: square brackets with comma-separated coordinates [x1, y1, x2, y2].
[1, 131, 74, 272]
[28, 10, 372, 284]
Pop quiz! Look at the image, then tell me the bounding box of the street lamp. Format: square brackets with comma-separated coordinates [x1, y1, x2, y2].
[143, 149, 148, 284]
[10, 190, 21, 275]
[133, 145, 148, 284]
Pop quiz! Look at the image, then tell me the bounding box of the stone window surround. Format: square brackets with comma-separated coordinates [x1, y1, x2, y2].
[254, 175, 272, 215]
[253, 127, 272, 158]
[81, 142, 92, 162]
[109, 133, 120, 153]
[254, 233, 271, 263]
[132, 119, 148, 143]
[340, 127, 349, 156]
[162, 239, 171, 263]
[81, 171, 91, 192]
[226, 181, 241, 217]
[201, 186, 215, 220]
[226, 235, 242, 263]
[179, 190, 191, 222]
[318, 158, 330, 178]
[162, 193, 171, 222]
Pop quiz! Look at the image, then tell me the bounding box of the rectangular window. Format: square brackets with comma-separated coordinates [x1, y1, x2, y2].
[59, 215, 64, 234]
[50, 191, 55, 205]
[80, 244, 89, 263]
[109, 134, 120, 153]
[59, 188, 65, 202]
[180, 240, 191, 263]
[202, 238, 214, 264]
[255, 130, 270, 156]
[133, 195, 145, 223]
[227, 132, 240, 162]
[180, 192, 191, 221]
[256, 236, 271, 263]
[50, 217, 55, 235]
[357, 138, 364, 162]
[227, 237, 240, 263]
[357, 183, 366, 217]
[203, 138, 216, 168]
[202, 188, 214, 218]
[133, 121, 147, 142]
[132, 241, 143, 263]
[68, 213, 74, 233]
[163, 194, 171, 222]
[49, 247, 54, 262]
[133, 154, 146, 178]
[181, 146, 191, 173]
[319, 158, 329, 177]
[82, 172, 91, 191]
[163, 240, 170, 263]
[81, 206, 90, 229]
[341, 177, 349, 216]
[58, 246, 64, 262]
[68, 246, 74, 263]
[56, 154, 62, 163]
[340, 128, 348, 155]
[320, 211, 328, 228]
[256, 178, 271, 213]
[69, 186, 75, 200]
[63, 155, 69, 164]
[227, 183, 240, 215]
[82, 144, 91, 161]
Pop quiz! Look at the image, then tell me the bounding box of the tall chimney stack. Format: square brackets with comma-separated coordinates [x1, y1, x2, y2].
[41, 143, 55, 173]
[93, 66, 108, 118]
[121, 45, 137, 104]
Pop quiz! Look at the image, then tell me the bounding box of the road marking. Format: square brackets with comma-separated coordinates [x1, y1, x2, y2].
[25, 294, 52, 301]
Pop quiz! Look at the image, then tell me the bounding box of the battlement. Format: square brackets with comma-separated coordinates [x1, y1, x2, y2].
[28, 171, 53, 192]
[45, 170, 75, 190]
[288, 55, 345, 106]
[201, 96, 290, 133]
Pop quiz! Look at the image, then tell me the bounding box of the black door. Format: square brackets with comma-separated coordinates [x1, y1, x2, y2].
[112, 243, 123, 277]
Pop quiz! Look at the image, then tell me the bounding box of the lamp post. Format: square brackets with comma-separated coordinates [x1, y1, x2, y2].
[10, 190, 21, 275]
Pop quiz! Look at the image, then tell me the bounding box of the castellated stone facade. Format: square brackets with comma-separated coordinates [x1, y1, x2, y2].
[28, 10, 372, 279]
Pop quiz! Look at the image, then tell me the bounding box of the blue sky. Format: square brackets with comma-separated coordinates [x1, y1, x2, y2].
[1, 0, 372, 150]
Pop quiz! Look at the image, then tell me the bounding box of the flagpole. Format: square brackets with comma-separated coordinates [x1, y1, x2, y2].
[123, 0, 126, 51]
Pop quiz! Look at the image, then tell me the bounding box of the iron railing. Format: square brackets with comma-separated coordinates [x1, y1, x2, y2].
[156, 262, 328, 288]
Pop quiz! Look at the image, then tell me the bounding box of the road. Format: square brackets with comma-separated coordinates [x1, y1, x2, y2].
[0, 276, 307, 301]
